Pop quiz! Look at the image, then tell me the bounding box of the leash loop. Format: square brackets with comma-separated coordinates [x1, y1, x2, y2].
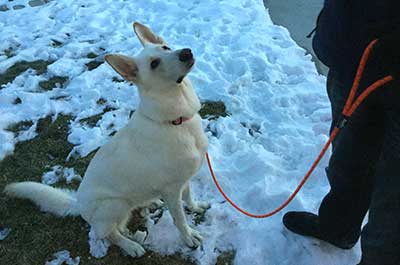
[206, 39, 394, 218]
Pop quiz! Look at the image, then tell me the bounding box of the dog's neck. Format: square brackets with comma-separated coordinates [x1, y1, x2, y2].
[136, 78, 201, 124]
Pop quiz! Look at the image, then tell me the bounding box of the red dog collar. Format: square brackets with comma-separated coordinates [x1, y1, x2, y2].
[171, 116, 192, 125]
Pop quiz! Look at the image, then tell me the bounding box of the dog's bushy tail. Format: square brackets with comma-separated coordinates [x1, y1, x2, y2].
[4, 181, 79, 217]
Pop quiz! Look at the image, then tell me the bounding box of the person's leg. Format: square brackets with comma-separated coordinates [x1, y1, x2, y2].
[326, 69, 350, 150]
[318, 70, 385, 245]
[358, 92, 400, 265]
[283, 70, 384, 248]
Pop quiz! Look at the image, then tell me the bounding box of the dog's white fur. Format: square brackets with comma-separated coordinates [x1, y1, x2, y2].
[4, 22, 209, 258]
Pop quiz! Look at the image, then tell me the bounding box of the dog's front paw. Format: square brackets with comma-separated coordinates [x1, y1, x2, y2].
[187, 201, 211, 214]
[182, 227, 203, 248]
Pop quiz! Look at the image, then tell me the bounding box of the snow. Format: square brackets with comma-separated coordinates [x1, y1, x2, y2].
[88, 227, 111, 259]
[0, 0, 362, 265]
[45, 250, 80, 265]
[0, 228, 11, 240]
[42, 165, 82, 185]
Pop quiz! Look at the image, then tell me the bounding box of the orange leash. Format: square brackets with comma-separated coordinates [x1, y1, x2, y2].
[206, 39, 394, 218]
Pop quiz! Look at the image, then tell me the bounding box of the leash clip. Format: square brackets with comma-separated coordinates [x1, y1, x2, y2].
[336, 114, 349, 129]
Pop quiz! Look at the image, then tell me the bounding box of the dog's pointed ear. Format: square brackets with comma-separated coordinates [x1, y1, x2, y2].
[105, 54, 138, 82]
[133, 22, 165, 46]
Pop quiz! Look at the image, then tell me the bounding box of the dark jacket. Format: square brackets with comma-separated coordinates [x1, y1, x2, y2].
[312, 0, 400, 83]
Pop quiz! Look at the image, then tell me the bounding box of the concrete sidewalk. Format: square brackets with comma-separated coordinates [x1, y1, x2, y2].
[264, 0, 328, 75]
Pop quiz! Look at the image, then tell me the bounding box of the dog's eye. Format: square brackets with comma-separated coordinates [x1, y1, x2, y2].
[162, 45, 171, 51]
[150, 58, 161, 69]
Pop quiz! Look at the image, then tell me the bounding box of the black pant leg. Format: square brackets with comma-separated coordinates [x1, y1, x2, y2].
[359, 90, 400, 265]
[326, 70, 349, 150]
[318, 70, 385, 243]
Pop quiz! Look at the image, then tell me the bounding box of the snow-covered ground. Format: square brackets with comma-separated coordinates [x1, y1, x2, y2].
[0, 0, 361, 264]
[45, 250, 80, 265]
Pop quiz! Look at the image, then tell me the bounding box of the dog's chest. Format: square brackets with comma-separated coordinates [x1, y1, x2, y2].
[158, 122, 208, 179]
[95, 114, 206, 179]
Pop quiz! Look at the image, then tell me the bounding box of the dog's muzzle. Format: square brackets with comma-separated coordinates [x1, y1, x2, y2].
[176, 48, 195, 83]
[179, 48, 193, 62]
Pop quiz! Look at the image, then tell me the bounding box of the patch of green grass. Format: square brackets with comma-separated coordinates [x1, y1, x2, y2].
[0, 60, 53, 86]
[199, 101, 228, 120]
[86, 60, 103, 71]
[0, 115, 197, 265]
[103, 106, 117, 113]
[3, 48, 14, 58]
[96, 98, 107, 105]
[39, 76, 69, 91]
[78, 113, 104, 127]
[87, 52, 98, 59]
[6, 120, 34, 133]
[78, 103, 118, 128]
[216, 251, 235, 265]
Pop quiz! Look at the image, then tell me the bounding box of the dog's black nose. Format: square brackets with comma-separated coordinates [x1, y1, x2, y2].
[179, 48, 193, 62]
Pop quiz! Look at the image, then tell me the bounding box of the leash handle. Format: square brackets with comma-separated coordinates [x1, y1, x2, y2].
[342, 39, 394, 117]
[343, 39, 379, 116]
[207, 39, 394, 218]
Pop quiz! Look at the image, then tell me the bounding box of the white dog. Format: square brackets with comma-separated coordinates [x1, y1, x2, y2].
[4, 22, 210, 258]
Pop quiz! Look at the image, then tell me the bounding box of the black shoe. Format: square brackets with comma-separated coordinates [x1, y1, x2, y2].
[283, 211, 356, 250]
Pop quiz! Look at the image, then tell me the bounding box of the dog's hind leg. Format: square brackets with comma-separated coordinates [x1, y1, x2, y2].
[162, 188, 203, 248]
[89, 199, 145, 258]
[182, 182, 210, 214]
